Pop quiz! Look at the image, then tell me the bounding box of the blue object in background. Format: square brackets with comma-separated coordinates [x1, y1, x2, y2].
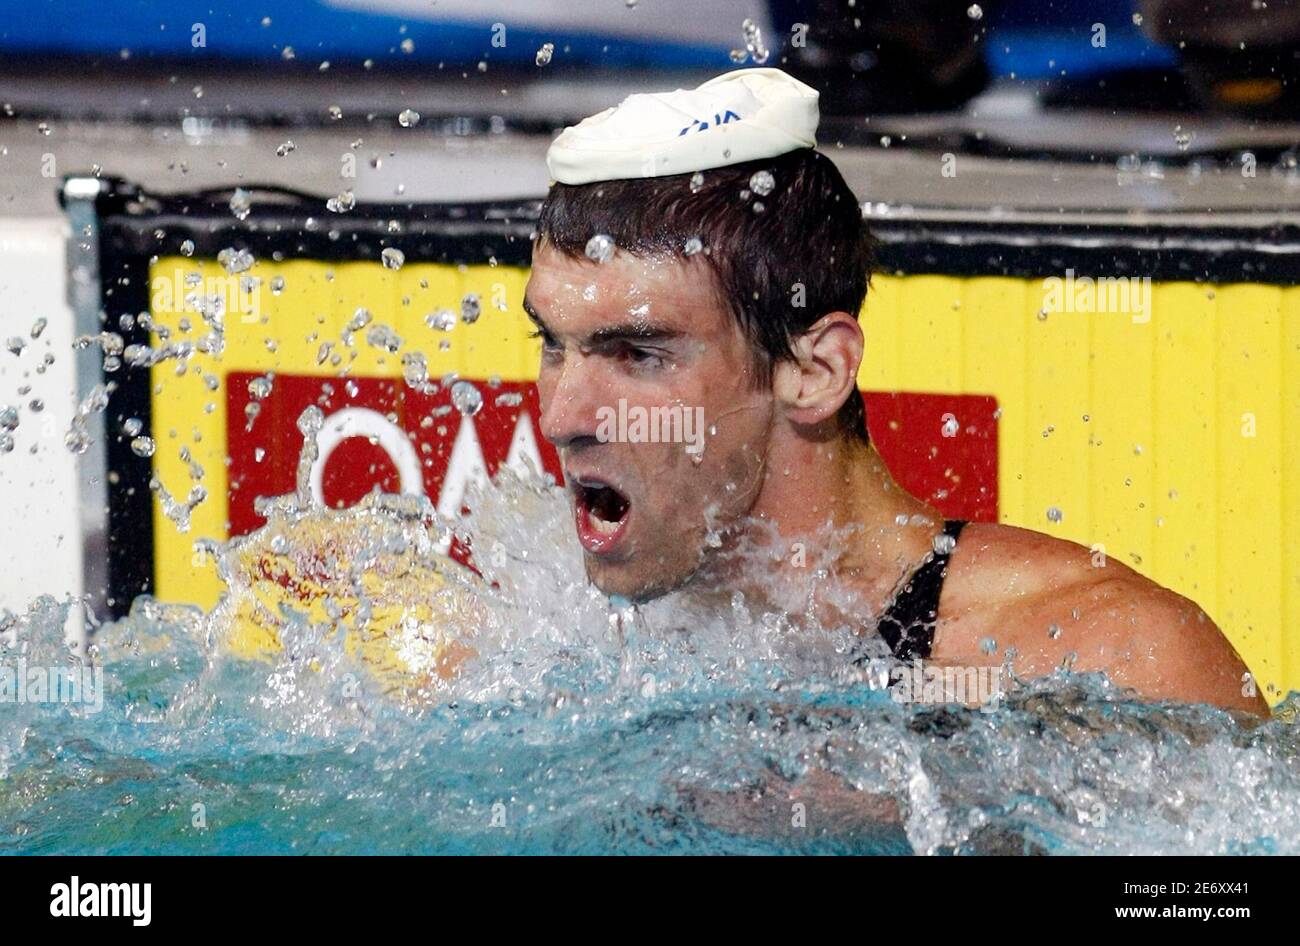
[0, 0, 1182, 78]
[983, 0, 1179, 79]
[0, 0, 737, 69]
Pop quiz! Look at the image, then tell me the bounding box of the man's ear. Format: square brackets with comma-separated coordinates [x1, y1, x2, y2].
[772, 312, 864, 428]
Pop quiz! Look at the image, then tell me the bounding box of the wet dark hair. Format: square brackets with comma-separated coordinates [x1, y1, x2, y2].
[534, 147, 873, 442]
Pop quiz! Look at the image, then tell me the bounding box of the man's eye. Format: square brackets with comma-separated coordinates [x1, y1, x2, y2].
[624, 346, 665, 367]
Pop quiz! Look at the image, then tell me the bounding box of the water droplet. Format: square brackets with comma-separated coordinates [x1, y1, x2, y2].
[247, 375, 274, 400]
[585, 234, 615, 263]
[217, 246, 254, 274]
[400, 38, 415, 54]
[450, 380, 483, 416]
[180, 239, 195, 257]
[345, 308, 373, 342]
[402, 352, 429, 388]
[297, 404, 324, 436]
[942, 415, 960, 437]
[270, 275, 285, 295]
[426, 309, 456, 331]
[326, 190, 356, 213]
[130, 435, 156, 458]
[967, 4, 983, 19]
[933, 531, 957, 555]
[123, 417, 142, 436]
[6, 336, 25, 355]
[328, 105, 343, 121]
[461, 294, 481, 324]
[689, 171, 705, 193]
[366, 324, 403, 353]
[0, 406, 18, 430]
[535, 42, 554, 66]
[1047, 506, 1063, 522]
[398, 108, 420, 128]
[749, 170, 775, 196]
[979, 636, 997, 654]
[276, 140, 296, 157]
[1173, 125, 1193, 151]
[228, 188, 252, 221]
[741, 18, 769, 64]
[683, 237, 703, 256]
[1131, 12, 1143, 25]
[30, 317, 47, 339]
[1048, 623, 1062, 640]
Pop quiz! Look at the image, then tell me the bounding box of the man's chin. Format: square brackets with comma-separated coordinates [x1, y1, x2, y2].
[584, 556, 689, 603]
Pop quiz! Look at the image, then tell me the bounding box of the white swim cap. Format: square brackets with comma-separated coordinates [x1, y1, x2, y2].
[545, 67, 820, 186]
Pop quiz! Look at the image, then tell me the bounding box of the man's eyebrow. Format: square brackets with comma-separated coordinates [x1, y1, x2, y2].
[587, 322, 682, 346]
[522, 295, 681, 346]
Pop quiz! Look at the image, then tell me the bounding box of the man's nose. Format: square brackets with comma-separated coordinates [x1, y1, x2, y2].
[539, 355, 603, 450]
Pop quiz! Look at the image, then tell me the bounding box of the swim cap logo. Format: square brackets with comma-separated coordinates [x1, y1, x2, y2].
[678, 110, 742, 136]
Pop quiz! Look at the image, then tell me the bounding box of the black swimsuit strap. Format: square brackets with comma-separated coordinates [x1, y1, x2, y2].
[874, 519, 968, 663]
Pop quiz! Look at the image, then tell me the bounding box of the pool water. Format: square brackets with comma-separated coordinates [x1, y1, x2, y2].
[2, 473, 1298, 855]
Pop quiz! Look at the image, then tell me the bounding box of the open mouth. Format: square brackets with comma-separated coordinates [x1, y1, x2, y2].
[572, 477, 632, 552]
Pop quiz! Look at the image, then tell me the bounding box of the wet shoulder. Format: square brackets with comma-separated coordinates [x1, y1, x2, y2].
[932, 522, 1265, 713]
[938, 521, 1136, 618]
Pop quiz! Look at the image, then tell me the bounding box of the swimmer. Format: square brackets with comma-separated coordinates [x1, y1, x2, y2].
[524, 68, 1268, 716]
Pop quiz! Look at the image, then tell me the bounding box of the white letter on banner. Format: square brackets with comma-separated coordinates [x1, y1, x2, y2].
[309, 408, 424, 507]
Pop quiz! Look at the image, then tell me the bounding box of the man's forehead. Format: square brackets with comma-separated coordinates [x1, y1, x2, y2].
[525, 245, 719, 326]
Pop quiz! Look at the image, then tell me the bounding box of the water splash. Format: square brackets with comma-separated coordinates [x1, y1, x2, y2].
[3, 417, 1299, 852]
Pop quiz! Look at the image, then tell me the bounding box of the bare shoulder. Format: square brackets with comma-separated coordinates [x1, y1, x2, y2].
[933, 522, 1268, 716]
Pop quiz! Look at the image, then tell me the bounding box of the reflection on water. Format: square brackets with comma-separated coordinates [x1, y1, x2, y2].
[1, 471, 1297, 855]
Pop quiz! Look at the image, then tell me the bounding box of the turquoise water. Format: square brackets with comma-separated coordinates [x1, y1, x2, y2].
[2, 479, 1299, 855]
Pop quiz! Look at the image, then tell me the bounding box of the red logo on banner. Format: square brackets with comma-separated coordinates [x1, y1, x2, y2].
[226, 374, 998, 539]
[226, 373, 562, 537]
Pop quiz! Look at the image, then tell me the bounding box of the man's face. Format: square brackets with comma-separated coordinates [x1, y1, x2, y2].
[525, 242, 774, 600]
